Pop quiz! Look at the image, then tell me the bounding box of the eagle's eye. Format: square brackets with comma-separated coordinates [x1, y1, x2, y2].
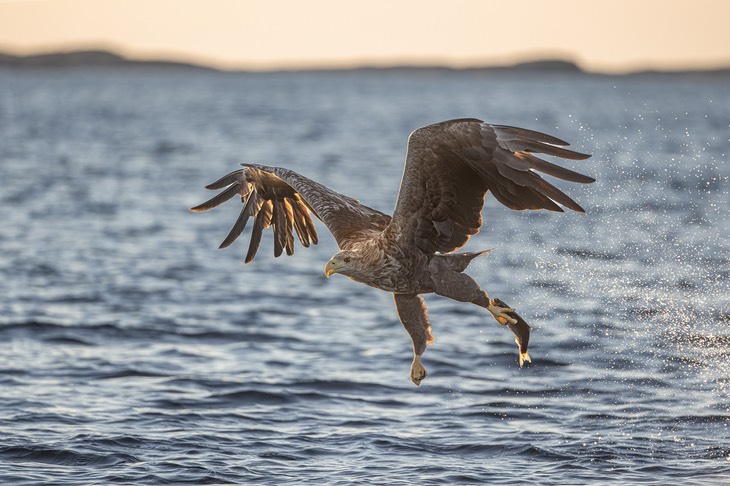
[344, 257, 351, 263]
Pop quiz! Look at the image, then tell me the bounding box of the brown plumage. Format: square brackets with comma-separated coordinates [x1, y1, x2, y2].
[190, 118, 594, 385]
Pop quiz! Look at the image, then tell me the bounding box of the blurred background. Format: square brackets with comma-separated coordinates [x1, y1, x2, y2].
[0, 1, 728, 484]
[2, 0, 730, 73]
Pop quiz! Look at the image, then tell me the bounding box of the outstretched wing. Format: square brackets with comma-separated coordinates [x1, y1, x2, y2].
[190, 164, 390, 263]
[387, 118, 594, 254]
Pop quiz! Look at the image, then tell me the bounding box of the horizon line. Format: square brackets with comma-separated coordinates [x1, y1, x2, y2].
[2, 45, 730, 76]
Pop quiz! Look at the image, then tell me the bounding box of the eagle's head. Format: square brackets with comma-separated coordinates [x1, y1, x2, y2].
[324, 250, 365, 279]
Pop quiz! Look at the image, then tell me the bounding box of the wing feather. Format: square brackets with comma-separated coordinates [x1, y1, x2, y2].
[490, 124, 571, 146]
[516, 152, 595, 183]
[530, 175, 584, 212]
[271, 198, 286, 258]
[491, 124, 591, 159]
[218, 189, 258, 249]
[282, 199, 295, 256]
[189, 183, 243, 212]
[388, 118, 593, 254]
[245, 199, 272, 263]
[204, 170, 246, 190]
[191, 164, 390, 262]
[290, 202, 311, 247]
[290, 199, 317, 246]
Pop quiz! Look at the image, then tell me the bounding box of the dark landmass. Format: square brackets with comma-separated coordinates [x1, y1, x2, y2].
[314, 59, 585, 75]
[629, 67, 730, 76]
[0, 50, 585, 73]
[0, 49, 728, 76]
[0, 50, 217, 71]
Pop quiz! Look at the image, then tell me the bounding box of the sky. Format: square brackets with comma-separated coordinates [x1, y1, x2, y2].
[1, 0, 729, 73]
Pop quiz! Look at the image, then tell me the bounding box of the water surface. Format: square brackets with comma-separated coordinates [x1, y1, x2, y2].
[0, 69, 728, 484]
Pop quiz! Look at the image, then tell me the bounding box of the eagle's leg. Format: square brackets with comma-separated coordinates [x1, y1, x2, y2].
[433, 272, 531, 366]
[393, 293, 434, 386]
[432, 272, 517, 325]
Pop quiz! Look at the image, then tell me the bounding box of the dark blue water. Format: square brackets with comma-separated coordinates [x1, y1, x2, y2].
[0, 68, 728, 484]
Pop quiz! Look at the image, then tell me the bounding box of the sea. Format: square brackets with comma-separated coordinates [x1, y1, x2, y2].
[0, 67, 728, 485]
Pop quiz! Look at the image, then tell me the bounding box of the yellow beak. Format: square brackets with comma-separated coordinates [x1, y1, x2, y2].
[324, 260, 336, 278]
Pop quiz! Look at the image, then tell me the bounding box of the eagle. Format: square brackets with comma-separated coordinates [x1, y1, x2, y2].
[191, 118, 593, 385]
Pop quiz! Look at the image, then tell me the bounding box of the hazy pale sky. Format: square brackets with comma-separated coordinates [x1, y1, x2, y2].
[1, 0, 729, 72]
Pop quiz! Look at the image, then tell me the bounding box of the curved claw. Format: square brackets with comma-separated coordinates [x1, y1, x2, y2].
[492, 298, 532, 367]
[517, 346, 532, 367]
[488, 300, 518, 325]
[410, 356, 427, 386]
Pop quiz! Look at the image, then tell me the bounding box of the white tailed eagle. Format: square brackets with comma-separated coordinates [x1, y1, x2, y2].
[191, 118, 593, 385]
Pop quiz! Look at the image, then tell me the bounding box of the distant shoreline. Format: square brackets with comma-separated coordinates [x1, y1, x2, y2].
[1, 49, 728, 76]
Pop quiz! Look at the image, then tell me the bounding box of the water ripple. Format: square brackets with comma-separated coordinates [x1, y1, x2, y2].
[0, 69, 728, 484]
